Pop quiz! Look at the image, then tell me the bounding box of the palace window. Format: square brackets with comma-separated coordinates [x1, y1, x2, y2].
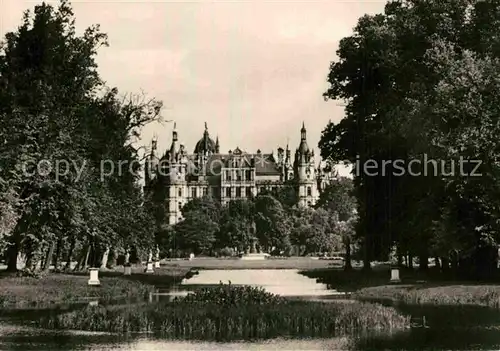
[307, 186, 312, 196]
[236, 187, 241, 198]
[178, 202, 182, 210]
[246, 170, 252, 180]
[237, 170, 242, 181]
[178, 188, 182, 197]
[226, 187, 231, 197]
[191, 187, 197, 198]
[203, 187, 208, 196]
[226, 170, 231, 181]
[246, 187, 252, 197]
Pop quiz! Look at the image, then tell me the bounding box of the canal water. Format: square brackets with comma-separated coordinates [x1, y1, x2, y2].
[1, 269, 500, 350]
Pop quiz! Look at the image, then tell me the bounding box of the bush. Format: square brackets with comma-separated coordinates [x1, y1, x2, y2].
[217, 247, 236, 257]
[176, 281, 285, 306]
[15, 268, 42, 278]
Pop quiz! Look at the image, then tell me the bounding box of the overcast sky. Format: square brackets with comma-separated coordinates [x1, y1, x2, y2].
[1, 0, 386, 176]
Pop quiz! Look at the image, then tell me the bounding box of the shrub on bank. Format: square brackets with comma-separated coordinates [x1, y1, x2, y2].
[36, 283, 410, 340]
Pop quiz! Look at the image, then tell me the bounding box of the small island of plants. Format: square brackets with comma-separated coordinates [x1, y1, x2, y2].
[36, 282, 410, 340]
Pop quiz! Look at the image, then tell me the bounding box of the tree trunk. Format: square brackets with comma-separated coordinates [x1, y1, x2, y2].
[441, 257, 450, 272]
[451, 251, 459, 279]
[107, 248, 117, 269]
[362, 239, 371, 271]
[6, 240, 19, 272]
[344, 238, 352, 271]
[34, 259, 42, 271]
[100, 247, 110, 269]
[419, 252, 429, 271]
[73, 248, 85, 271]
[42, 241, 56, 272]
[434, 256, 440, 270]
[64, 238, 76, 270]
[408, 254, 413, 269]
[25, 251, 34, 271]
[397, 253, 403, 268]
[83, 244, 91, 270]
[53, 239, 62, 270]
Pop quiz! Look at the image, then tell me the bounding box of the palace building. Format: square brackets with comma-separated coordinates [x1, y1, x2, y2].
[144, 122, 334, 225]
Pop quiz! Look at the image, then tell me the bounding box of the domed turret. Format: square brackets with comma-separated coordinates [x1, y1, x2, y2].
[194, 122, 216, 155]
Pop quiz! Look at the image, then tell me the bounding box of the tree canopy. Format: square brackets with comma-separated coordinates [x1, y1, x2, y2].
[0, 0, 162, 271]
[319, 0, 500, 277]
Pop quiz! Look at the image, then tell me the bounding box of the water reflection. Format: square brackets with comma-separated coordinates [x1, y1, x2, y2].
[0, 323, 352, 350]
[353, 303, 500, 350]
[170, 269, 340, 298]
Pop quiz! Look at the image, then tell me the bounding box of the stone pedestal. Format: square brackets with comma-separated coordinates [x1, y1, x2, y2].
[145, 262, 154, 273]
[88, 268, 100, 285]
[154, 261, 160, 268]
[390, 268, 401, 283]
[124, 265, 132, 275]
[189, 253, 194, 261]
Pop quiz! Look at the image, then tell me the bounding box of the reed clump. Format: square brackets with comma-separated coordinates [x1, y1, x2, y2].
[36, 283, 410, 340]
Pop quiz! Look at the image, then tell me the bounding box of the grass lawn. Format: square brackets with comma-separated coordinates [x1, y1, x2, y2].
[0, 274, 152, 309]
[354, 284, 500, 308]
[0, 266, 191, 309]
[302, 265, 500, 309]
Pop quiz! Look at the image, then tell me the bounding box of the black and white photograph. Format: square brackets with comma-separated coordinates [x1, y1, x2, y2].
[1, 0, 499, 350]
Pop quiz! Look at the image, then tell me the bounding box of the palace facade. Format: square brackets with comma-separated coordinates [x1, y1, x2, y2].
[144, 122, 334, 225]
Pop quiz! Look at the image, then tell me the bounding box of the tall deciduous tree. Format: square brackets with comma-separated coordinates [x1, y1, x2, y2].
[320, 0, 500, 277]
[0, 1, 162, 271]
[316, 177, 357, 269]
[173, 196, 221, 255]
[254, 195, 292, 254]
[219, 199, 255, 254]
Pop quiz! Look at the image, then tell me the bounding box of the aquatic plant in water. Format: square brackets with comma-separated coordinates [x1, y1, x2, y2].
[176, 281, 285, 306]
[35, 283, 410, 340]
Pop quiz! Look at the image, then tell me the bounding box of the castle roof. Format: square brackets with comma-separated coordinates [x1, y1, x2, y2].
[186, 151, 281, 176]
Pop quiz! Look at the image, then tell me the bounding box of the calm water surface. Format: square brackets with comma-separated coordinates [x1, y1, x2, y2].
[1, 269, 500, 350]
